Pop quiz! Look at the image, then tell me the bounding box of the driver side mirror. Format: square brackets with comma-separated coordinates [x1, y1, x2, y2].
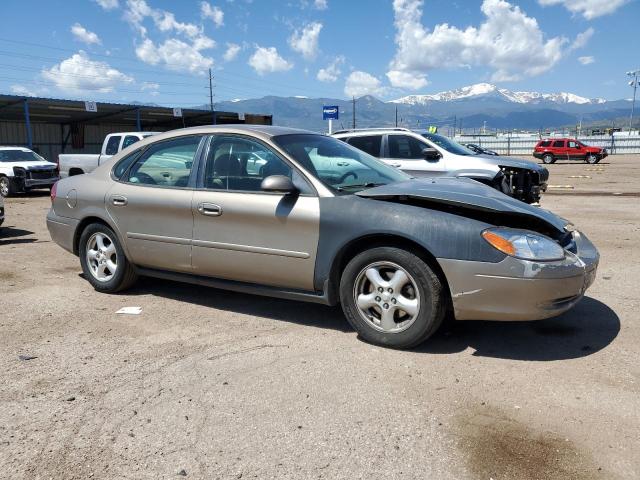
[422, 147, 441, 161]
[261, 175, 298, 194]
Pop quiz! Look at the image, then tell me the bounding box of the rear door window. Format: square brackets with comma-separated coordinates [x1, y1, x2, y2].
[387, 135, 426, 160]
[539, 140, 551, 147]
[552, 140, 565, 148]
[347, 135, 382, 157]
[105, 136, 122, 155]
[126, 136, 202, 187]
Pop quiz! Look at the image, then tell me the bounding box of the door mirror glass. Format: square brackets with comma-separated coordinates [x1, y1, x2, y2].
[422, 147, 441, 161]
[261, 175, 298, 194]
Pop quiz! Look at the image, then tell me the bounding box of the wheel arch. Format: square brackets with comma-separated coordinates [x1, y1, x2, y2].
[326, 233, 452, 308]
[73, 215, 121, 256]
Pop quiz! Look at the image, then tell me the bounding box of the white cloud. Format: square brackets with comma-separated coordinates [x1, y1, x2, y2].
[570, 27, 594, 50]
[71, 23, 102, 45]
[124, 0, 205, 39]
[248, 46, 293, 75]
[317, 55, 345, 82]
[344, 71, 386, 98]
[223, 43, 241, 62]
[538, 0, 629, 19]
[387, 0, 579, 87]
[201, 1, 224, 27]
[578, 55, 595, 65]
[10, 85, 38, 97]
[314, 0, 328, 9]
[135, 38, 213, 73]
[141, 81, 160, 95]
[386, 70, 428, 90]
[41, 51, 133, 93]
[288, 22, 322, 60]
[93, 0, 119, 10]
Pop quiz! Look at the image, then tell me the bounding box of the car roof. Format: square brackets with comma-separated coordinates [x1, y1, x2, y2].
[333, 128, 419, 137]
[141, 124, 315, 143]
[0, 146, 33, 151]
[108, 131, 161, 136]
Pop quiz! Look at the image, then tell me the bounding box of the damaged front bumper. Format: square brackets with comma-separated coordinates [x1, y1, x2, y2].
[438, 230, 599, 321]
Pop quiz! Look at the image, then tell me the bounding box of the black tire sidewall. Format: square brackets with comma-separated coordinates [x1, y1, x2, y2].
[340, 247, 444, 349]
[79, 223, 132, 293]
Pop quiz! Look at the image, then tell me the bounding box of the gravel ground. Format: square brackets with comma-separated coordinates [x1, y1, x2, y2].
[0, 156, 638, 479]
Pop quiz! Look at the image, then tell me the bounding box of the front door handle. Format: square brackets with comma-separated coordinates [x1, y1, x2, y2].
[111, 195, 128, 206]
[336, 161, 349, 166]
[390, 163, 402, 168]
[197, 203, 222, 217]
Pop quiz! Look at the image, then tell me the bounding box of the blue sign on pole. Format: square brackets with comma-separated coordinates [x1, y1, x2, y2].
[323, 105, 339, 120]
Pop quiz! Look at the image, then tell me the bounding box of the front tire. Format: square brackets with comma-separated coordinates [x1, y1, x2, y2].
[586, 154, 598, 164]
[340, 247, 446, 349]
[79, 223, 137, 293]
[542, 154, 555, 165]
[0, 176, 13, 197]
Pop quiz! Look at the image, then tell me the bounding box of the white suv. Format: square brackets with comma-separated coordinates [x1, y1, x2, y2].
[333, 129, 548, 203]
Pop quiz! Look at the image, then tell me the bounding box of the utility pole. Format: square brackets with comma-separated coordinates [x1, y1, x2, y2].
[209, 68, 216, 125]
[395, 105, 398, 127]
[627, 69, 639, 132]
[352, 96, 356, 129]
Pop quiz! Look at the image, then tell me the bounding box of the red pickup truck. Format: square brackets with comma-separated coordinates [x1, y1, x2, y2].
[533, 138, 608, 164]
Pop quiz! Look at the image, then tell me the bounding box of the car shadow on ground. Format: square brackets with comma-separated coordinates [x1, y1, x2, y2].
[417, 296, 619, 361]
[0, 226, 36, 245]
[128, 278, 619, 360]
[130, 277, 351, 332]
[6, 190, 51, 198]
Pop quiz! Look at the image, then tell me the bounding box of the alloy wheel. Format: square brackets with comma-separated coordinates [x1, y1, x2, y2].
[0, 178, 9, 197]
[85, 232, 118, 282]
[353, 261, 420, 333]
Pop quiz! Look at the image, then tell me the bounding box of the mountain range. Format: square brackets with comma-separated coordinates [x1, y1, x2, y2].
[212, 83, 632, 133]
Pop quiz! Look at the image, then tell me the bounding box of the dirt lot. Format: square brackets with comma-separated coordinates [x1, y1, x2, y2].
[1, 155, 639, 479]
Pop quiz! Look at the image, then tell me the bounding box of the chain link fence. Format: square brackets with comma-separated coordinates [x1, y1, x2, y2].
[454, 135, 640, 156]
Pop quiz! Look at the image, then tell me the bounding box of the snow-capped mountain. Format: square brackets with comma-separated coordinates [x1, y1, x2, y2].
[390, 83, 606, 106]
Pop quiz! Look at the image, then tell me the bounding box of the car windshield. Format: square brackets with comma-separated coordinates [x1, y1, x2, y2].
[422, 133, 477, 156]
[0, 150, 41, 162]
[273, 134, 410, 193]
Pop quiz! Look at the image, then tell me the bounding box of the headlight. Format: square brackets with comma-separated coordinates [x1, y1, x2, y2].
[482, 227, 565, 261]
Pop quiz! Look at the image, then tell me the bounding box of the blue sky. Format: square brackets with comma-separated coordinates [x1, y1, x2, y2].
[0, 0, 637, 107]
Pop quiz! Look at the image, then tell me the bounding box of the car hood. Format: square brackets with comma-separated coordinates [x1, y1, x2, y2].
[8, 161, 57, 169]
[356, 177, 567, 232]
[478, 154, 545, 172]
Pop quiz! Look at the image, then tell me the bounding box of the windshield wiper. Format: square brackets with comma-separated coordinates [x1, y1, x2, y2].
[336, 182, 385, 191]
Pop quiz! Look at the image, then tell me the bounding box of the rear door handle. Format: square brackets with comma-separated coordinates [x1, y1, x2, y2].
[111, 195, 128, 206]
[391, 163, 402, 168]
[336, 161, 349, 166]
[197, 203, 222, 216]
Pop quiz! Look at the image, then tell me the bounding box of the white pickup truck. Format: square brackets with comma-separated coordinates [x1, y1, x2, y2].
[58, 132, 159, 178]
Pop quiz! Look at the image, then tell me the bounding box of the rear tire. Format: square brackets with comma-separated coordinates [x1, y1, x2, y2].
[79, 223, 137, 293]
[542, 154, 555, 164]
[340, 247, 446, 349]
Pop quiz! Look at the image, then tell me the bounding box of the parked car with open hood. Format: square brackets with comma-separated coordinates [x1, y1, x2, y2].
[47, 125, 598, 349]
[333, 129, 548, 204]
[0, 147, 59, 197]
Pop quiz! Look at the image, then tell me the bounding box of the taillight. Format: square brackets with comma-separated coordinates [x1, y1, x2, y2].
[50, 181, 58, 203]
